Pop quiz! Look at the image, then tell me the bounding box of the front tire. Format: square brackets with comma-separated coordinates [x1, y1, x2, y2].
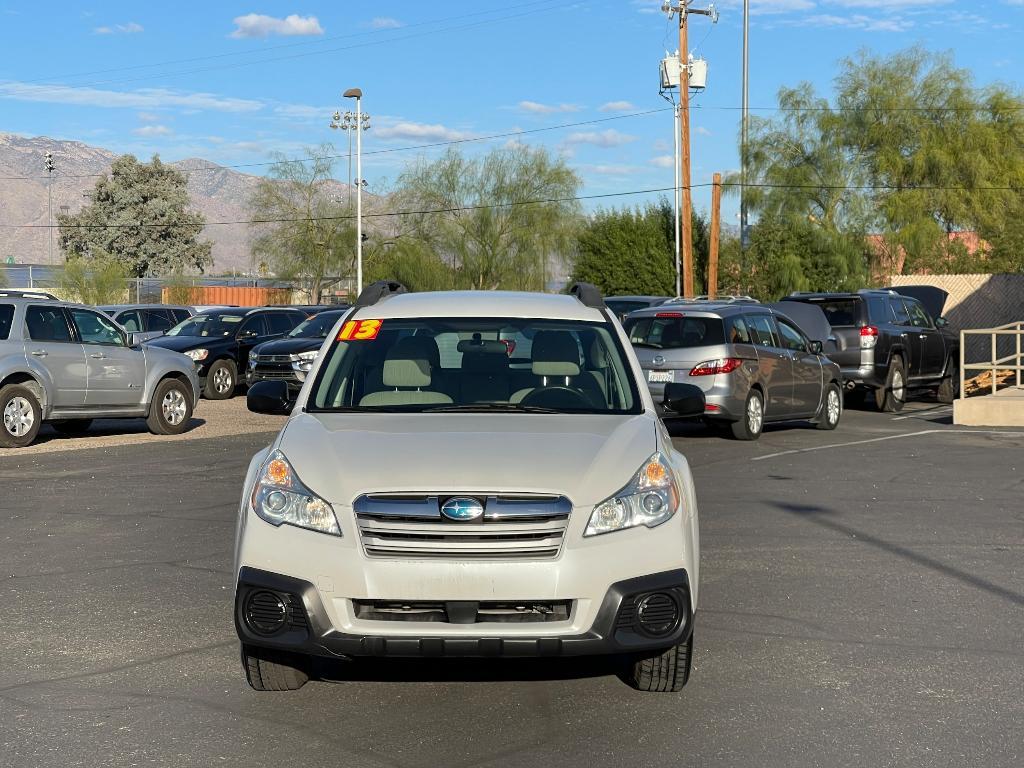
[147, 378, 194, 435]
[0, 383, 42, 448]
[730, 389, 764, 441]
[241, 644, 310, 691]
[937, 356, 959, 404]
[816, 384, 842, 430]
[874, 356, 907, 413]
[204, 359, 236, 400]
[620, 632, 693, 693]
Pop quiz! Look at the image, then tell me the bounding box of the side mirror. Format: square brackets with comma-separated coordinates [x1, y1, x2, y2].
[808, 340, 823, 355]
[661, 382, 705, 417]
[247, 380, 293, 416]
[935, 317, 948, 328]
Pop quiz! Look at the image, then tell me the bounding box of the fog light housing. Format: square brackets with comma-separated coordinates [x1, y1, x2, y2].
[245, 590, 289, 635]
[635, 592, 681, 637]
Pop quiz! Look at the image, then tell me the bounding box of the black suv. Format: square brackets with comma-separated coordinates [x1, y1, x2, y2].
[146, 307, 306, 399]
[783, 289, 959, 411]
[246, 308, 348, 393]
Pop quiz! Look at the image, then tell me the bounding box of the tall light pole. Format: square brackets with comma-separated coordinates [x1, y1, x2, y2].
[43, 151, 54, 264]
[331, 92, 371, 297]
[660, 54, 682, 298]
[741, 0, 750, 252]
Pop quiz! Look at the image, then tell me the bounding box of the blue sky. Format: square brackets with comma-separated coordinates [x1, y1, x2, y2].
[2, 0, 1023, 223]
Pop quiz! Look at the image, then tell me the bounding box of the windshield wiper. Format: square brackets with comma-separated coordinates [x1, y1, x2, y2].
[632, 342, 662, 349]
[422, 403, 560, 414]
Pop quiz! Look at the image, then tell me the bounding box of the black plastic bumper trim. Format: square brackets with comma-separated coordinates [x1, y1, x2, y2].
[234, 566, 693, 659]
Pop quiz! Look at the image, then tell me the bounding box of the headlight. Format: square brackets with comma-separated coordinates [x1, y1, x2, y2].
[250, 450, 341, 536]
[184, 348, 209, 362]
[291, 350, 318, 377]
[249, 354, 259, 367]
[584, 452, 680, 537]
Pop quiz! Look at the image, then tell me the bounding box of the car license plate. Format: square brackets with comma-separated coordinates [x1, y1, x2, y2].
[647, 370, 673, 383]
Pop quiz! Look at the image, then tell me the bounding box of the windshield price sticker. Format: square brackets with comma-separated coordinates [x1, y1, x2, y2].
[337, 319, 383, 341]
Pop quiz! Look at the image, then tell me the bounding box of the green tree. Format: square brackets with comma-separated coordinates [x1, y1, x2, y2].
[57, 252, 128, 305]
[249, 145, 354, 303]
[571, 201, 709, 296]
[58, 155, 212, 277]
[395, 146, 581, 291]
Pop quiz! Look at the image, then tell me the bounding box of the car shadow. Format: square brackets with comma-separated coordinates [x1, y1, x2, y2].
[32, 417, 207, 445]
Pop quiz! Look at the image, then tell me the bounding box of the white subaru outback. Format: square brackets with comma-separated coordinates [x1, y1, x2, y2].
[234, 282, 704, 692]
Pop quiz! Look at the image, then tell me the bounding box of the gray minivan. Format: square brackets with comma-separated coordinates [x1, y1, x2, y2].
[624, 303, 843, 439]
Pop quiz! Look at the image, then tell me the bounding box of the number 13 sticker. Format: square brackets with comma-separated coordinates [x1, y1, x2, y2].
[337, 319, 383, 341]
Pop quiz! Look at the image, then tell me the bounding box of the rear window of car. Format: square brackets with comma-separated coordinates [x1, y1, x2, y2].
[0, 304, 13, 340]
[606, 300, 653, 317]
[624, 315, 725, 349]
[806, 299, 859, 327]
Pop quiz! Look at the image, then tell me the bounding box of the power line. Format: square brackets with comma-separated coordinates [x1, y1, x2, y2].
[0, 108, 673, 181]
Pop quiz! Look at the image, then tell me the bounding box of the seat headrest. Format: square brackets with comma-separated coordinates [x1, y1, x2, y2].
[532, 330, 580, 377]
[382, 336, 439, 388]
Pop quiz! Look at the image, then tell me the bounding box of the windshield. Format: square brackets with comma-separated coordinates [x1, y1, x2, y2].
[166, 313, 245, 338]
[624, 314, 725, 349]
[289, 312, 346, 339]
[309, 317, 642, 414]
[606, 300, 655, 318]
[800, 299, 859, 327]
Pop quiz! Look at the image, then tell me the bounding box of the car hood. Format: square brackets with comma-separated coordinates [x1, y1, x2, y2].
[275, 412, 658, 508]
[146, 334, 232, 353]
[253, 337, 325, 356]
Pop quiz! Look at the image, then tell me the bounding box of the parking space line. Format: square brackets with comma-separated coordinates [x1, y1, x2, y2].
[891, 406, 953, 421]
[752, 429, 1024, 461]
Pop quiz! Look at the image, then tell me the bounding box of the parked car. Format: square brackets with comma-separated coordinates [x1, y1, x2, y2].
[235, 281, 704, 693]
[0, 295, 199, 448]
[782, 289, 959, 411]
[287, 304, 350, 316]
[247, 309, 349, 393]
[146, 307, 307, 399]
[98, 304, 194, 343]
[624, 302, 843, 439]
[605, 295, 672, 321]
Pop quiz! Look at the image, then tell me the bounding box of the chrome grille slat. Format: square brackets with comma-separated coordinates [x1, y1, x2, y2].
[354, 493, 571, 560]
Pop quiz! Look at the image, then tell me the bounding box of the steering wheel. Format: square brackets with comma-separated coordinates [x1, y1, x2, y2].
[520, 386, 592, 410]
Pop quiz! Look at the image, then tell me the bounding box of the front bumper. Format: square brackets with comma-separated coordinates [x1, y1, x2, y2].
[235, 566, 693, 658]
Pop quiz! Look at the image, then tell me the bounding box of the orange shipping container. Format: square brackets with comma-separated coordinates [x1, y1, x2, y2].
[161, 285, 291, 307]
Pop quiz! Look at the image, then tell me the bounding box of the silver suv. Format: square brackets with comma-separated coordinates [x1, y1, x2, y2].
[0, 291, 200, 448]
[624, 302, 843, 439]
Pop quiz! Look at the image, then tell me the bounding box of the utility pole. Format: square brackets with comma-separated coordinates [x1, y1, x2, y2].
[741, 0, 750, 253]
[43, 151, 54, 265]
[663, 1, 718, 298]
[709, 172, 722, 300]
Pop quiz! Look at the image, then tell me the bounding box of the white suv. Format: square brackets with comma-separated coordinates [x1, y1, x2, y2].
[234, 282, 703, 692]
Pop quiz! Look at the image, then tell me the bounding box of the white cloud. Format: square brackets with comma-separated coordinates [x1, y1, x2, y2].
[517, 100, 581, 115]
[697, 126, 712, 136]
[581, 163, 639, 176]
[598, 100, 637, 113]
[649, 155, 675, 168]
[94, 21, 144, 34]
[563, 129, 637, 148]
[716, 0, 816, 14]
[789, 13, 914, 31]
[133, 124, 172, 137]
[375, 121, 475, 142]
[230, 14, 324, 39]
[0, 81, 264, 112]
[370, 17, 403, 29]
[137, 111, 161, 123]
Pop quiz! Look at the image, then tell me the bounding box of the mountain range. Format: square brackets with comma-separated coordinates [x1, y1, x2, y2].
[0, 132, 349, 273]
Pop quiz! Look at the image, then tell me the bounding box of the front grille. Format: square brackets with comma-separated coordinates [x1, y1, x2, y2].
[253, 366, 297, 380]
[353, 600, 572, 623]
[354, 493, 571, 560]
[253, 354, 293, 363]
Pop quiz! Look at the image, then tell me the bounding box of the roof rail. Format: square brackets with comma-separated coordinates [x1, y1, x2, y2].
[354, 280, 408, 309]
[0, 289, 58, 300]
[568, 282, 605, 309]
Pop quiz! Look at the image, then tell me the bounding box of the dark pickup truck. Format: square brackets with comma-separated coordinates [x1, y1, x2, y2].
[782, 289, 959, 412]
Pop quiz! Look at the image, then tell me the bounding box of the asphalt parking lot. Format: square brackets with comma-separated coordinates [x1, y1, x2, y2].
[2, 399, 1022, 768]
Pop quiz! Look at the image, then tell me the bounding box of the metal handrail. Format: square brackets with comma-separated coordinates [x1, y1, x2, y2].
[960, 322, 1024, 397]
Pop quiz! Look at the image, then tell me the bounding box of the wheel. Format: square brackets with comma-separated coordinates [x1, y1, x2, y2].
[816, 383, 842, 430]
[204, 359, 237, 400]
[730, 389, 764, 441]
[620, 632, 693, 693]
[937, 356, 959, 404]
[241, 644, 309, 691]
[147, 378, 194, 435]
[874, 356, 906, 413]
[0, 383, 42, 448]
[52, 419, 93, 435]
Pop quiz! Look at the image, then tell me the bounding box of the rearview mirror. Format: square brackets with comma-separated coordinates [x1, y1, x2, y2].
[808, 340, 823, 355]
[247, 380, 293, 416]
[661, 382, 705, 417]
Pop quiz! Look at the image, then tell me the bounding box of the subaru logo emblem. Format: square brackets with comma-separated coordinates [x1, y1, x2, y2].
[653, 355, 666, 367]
[441, 497, 484, 521]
